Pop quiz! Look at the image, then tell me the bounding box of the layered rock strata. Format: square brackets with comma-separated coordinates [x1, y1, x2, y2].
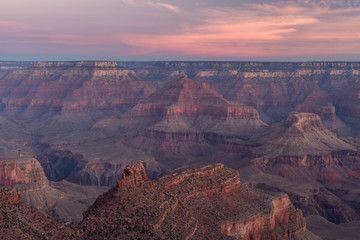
[122, 75, 267, 138]
[69, 161, 317, 240]
[0, 157, 48, 192]
[240, 112, 360, 223]
[0, 61, 154, 117]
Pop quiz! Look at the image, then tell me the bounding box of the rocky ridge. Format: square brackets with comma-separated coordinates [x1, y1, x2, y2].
[68, 161, 318, 240]
[0, 187, 60, 239]
[0, 162, 320, 239]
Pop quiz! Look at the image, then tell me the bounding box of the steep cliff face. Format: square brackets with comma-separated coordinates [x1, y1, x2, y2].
[0, 62, 33, 74]
[0, 157, 48, 191]
[221, 194, 306, 240]
[295, 91, 352, 136]
[0, 163, 320, 240]
[71, 161, 317, 240]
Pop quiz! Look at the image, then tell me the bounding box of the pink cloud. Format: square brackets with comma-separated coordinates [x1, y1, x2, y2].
[1, 0, 360, 59]
[146, 2, 181, 14]
[120, 1, 360, 58]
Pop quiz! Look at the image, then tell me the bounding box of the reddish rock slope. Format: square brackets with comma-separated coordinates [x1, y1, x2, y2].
[67, 161, 317, 240]
[0, 187, 60, 239]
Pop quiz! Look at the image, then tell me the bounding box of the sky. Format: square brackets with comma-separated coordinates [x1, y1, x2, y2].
[0, 0, 360, 61]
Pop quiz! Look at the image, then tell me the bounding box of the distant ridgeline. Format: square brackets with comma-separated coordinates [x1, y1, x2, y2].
[0, 61, 34, 74]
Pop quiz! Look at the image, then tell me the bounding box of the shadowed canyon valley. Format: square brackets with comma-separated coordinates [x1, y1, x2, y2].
[1, 61, 360, 239]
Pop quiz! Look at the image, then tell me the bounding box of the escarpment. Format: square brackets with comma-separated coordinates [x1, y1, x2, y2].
[75, 161, 316, 240]
[0, 61, 154, 117]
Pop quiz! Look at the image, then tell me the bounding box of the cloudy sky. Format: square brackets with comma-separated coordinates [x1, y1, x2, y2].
[1, 0, 360, 61]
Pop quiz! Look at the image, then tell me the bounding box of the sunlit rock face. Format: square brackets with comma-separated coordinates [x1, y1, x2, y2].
[0, 157, 48, 191]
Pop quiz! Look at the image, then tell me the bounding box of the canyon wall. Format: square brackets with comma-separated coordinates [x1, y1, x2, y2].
[1, 61, 360, 228]
[73, 161, 317, 240]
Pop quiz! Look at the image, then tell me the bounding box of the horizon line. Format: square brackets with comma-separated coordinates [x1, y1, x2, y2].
[1, 60, 360, 63]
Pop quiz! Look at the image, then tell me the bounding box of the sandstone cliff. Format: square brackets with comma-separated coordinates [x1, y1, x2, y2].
[0, 157, 48, 191]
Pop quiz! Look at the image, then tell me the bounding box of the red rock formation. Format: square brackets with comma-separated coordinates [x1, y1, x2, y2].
[253, 112, 355, 157]
[122, 75, 267, 145]
[295, 91, 334, 119]
[0, 162, 315, 240]
[0, 188, 21, 204]
[116, 160, 147, 188]
[0, 61, 155, 115]
[127, 76, 262, 120]
[221, 194, 306, 240]
[0, 157, 48, 191]
[243, 150, 360, 223]
[73, 162, 316, 240]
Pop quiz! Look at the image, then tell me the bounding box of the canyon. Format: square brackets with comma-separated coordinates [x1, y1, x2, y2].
[1, 61, 360, 238]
